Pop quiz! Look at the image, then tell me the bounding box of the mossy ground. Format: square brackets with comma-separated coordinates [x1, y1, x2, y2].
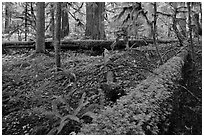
[2, 42, 201, 135]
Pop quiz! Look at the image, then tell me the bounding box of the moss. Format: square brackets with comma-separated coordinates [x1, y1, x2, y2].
[80, 49, 189, 135]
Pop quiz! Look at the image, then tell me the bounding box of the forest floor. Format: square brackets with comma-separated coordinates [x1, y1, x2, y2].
[2, 41, 202, 135]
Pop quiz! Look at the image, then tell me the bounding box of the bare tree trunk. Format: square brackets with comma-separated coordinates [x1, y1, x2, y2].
[85, 2, 93, 39]
[85, 2, 106, 40]
[25, 2, 28, 41]
[199, 3, 202, 24]
[54, 2, 62, 71]
[61, 5, 65, 39]
[4, 3, 10, 34]
[61, 3, 69, 39]
[178, 2, 187, 38]
[50, 3, 55, 41]
[36, 2, 45, 53]
[97, 2, 106, 40]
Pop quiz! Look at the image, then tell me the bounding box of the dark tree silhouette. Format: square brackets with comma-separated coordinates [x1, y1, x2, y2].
[61, 3, 69, 39]
[4, 3, 11, 33]
[24, 2, 28, 41]
[36, 2, 45, 53]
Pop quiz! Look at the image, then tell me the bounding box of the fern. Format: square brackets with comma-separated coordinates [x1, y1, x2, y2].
[80, 103, 100, 117]
[57, 115, 80, 134]
[33, 91, 99, 134]
[53, 95, 72, 113]
[73, 92, 89, 116]
[82, 111, 96, 119]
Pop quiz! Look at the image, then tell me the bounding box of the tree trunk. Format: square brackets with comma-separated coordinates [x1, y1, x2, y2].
[187, 2, 195, 67]
[172, 4, 185, 47]
[85, 2, 106, 40]
[54, 2, 62, 71]
[36, 2, 45, 53]
[199, 3, 202, 24]
[25, 2, 28, 41]
[50, 3, 55, 40]
[178, 3, 187, 37]
[4, 3, 10, 34]
[61, 3, 69, 39]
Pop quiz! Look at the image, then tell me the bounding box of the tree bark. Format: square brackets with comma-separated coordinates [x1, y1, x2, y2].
[54, 2, 62, 71]
[50, 3, 55, 40]
[25, 2, 28, 41]
[178, 3, 187, 37]
[36, 2, 45, 53]
[4, 2, 10, 34]
[85, 2, 106, 40]
[61, 3, 69, 39]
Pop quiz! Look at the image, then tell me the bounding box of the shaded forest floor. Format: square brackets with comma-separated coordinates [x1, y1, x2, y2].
[2, 42, 202, 135]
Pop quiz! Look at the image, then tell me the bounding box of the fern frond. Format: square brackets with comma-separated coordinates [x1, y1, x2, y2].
[79, 92, 86, 107]
[82, 111, 96, 119]
[47, 127, 58, 135]
[57, 115, 80, 134]
[74, 92, 89, 116]
[62, 114, 80, 123]
[80, 104, 100, 116]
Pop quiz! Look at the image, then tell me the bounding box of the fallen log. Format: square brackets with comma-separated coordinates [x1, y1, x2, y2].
[2, 39, 178, 51]
[79, 46, 191, 135]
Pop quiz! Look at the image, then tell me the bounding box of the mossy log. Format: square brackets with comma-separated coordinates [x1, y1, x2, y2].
[80, 47, 191, 135]
[2, 39, 178, 51]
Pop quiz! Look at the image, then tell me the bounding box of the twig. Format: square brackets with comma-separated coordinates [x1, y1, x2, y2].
[179, 85, 201, 103]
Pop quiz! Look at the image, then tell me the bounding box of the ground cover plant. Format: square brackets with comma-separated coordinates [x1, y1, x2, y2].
[2, 41, 202, 135]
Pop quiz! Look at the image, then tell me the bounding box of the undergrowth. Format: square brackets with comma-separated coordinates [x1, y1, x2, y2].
[2, 42, 201, 135]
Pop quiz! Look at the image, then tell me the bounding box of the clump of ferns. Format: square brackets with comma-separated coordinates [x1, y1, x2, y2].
[32, 91, 100, 135]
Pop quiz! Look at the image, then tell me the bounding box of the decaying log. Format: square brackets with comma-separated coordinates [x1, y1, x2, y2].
[80, 46, 191, 135]
[2, 39, 178, 51]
